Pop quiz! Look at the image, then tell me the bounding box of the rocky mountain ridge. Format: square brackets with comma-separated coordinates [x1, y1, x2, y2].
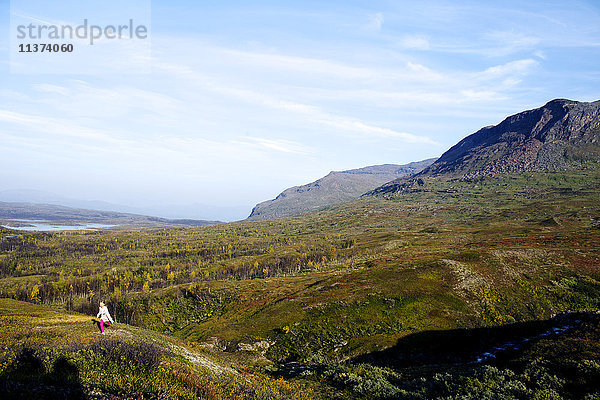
[248, 159, 436, 220]
[369, 99, 600, 196]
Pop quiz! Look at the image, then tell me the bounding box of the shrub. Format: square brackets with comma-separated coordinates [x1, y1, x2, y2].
[87, 338, 164, 370]
[532, 388, 563, 400]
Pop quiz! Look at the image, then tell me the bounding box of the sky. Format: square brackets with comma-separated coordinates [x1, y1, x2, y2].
[1, 0, 599, 221]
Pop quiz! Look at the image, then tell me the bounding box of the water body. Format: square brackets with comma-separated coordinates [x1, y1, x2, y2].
[471, 320, 577, 364]
[1, 219, 117, 231]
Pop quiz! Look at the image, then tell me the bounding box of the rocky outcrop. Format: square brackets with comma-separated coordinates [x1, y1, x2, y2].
[425, 99, 600, 177]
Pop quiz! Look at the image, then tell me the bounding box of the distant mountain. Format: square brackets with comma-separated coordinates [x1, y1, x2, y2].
[0, 202, 221, 230]
[0, 190, 247, 222]
[0, 189, 121, 211]
[369, 99, 600, 196]
[247, 159, 436, 220]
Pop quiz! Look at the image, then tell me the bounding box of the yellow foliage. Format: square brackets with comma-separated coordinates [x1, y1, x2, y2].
[30, 284, 40, 302]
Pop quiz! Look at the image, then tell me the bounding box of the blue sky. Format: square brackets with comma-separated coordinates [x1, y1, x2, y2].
[1, 0, 599, 220]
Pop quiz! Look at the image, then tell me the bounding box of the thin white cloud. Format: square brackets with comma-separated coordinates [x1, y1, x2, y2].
[319, 118, 439, 144]
[0, 107, 312, 167]
[208, 80, 439, 144]
[482, 59, 538, 78]
[32, 84, 71, 96]
[484, 31, 541, 51]
[170, 42, 443, 84]
[398, 34, 430, 50]
[213, 48, 376, 80]
[367, 12, 384, 31]
[0, 109, 114, 142]
[10, 12, 58, 26]
[232, 137, 314, 155]
[406, 62, 442, 81]
[154, 60, 440, 145]
[29, 81, 182, 121]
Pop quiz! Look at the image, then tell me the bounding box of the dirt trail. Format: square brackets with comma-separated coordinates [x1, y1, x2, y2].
[168, 343, 238, 375]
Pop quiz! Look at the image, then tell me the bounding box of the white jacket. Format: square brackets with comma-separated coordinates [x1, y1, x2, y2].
[97, 306, 114, 323]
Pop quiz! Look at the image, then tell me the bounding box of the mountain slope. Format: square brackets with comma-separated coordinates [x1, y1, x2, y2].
[248, 159, 435, 220]
[0, 298, 313, 399]
[369, 99, 600, 196]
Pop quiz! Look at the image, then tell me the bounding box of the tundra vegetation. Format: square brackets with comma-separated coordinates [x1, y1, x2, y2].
[1, 170, 600, 398]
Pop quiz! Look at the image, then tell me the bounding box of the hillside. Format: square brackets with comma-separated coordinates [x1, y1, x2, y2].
[369, 98, 600, 196]
[0, 298, 315, 399]
[248, 159, 435, 220]
[0, 202, 220, 230]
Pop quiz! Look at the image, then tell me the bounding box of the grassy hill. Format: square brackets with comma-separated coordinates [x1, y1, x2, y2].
[0, 298, 317, 399]
[1, 170, 599, 329]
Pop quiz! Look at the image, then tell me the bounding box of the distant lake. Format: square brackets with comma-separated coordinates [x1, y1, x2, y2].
[1, 219, 117, 232]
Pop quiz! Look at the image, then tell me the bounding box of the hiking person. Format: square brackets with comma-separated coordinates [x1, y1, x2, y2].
[96, 301, 114, 335]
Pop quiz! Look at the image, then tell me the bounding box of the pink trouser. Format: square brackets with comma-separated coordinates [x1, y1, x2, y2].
[100, 319, 111, 333]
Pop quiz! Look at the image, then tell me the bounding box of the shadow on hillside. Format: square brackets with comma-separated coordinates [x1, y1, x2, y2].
[0, 346, 85, 400]
[353, 313, 594, 369]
